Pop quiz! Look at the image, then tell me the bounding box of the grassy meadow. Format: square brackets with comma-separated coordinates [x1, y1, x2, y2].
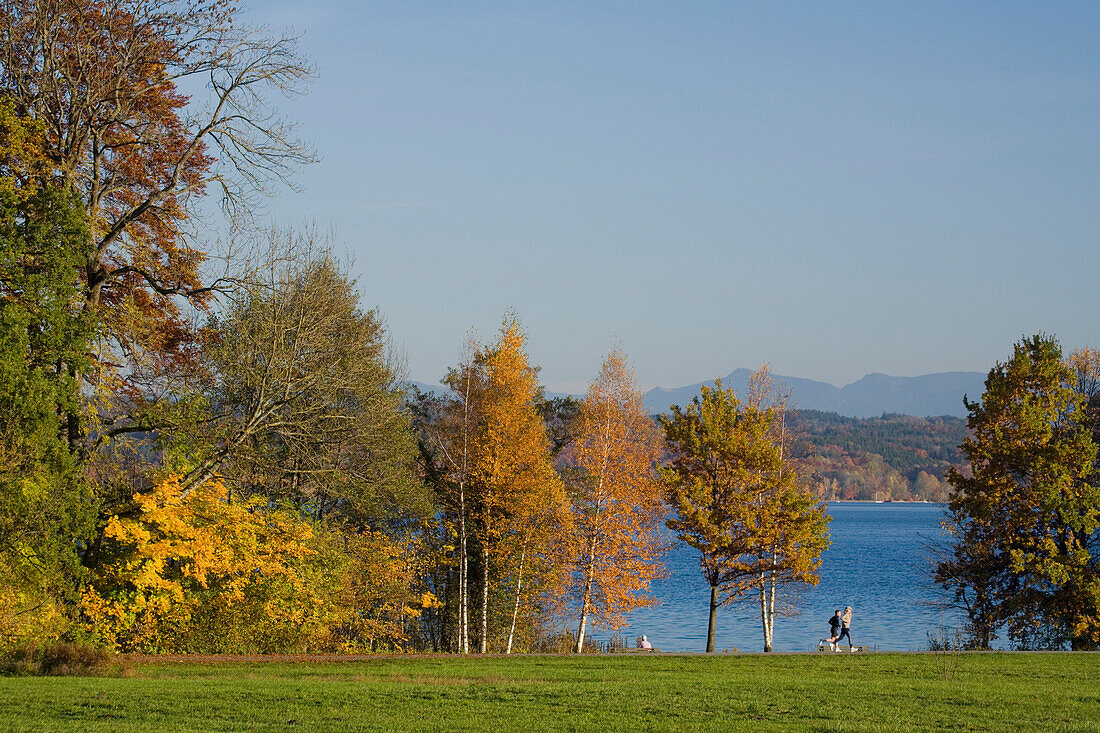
[0, 652, 1098, 732]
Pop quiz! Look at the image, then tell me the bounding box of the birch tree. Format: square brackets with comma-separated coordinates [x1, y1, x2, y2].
[467, 316, 566, 653]
[568, 348, 666, 653]
[742, 367, 829, 652]
[420, 334, 486, 654]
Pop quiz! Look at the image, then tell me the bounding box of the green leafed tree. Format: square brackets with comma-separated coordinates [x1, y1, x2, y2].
[0, 135, 97, 646]
[661, 369, 829, 653]
[937, 335, 1100, 650]
[173, 229, 427, 528]
[1, 0, 315, 466]
[661, 381, 756, 653]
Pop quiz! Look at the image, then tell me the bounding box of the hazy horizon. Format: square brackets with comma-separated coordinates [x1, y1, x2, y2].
[408, 365, 987, 397]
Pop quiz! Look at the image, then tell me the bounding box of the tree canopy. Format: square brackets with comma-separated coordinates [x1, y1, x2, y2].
[937, 334, 1100, 650]
[567, 348, 667, 652]
[661, 369, 829, 652]
[0, 115, 97, 647]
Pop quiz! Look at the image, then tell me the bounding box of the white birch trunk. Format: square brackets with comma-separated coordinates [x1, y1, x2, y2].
[506, 546, 526, 654]
[759, 571, 773, 652]
[458, 480, 468, 654]
[768, 572, 776, 643]
[480, 542, 490, 654]
[574, 533, 599, 653]
[458, 366, 472, 655]
[575, 421, 611, 654]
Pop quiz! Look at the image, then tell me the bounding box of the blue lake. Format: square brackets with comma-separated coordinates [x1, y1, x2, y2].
[621, 502, 961, 653]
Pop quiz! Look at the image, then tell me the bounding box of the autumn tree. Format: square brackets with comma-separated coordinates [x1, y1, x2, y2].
[467, 316, 567, 653]
[1069, 347, 1100, 450]
[741, 367, 830, 652]
[413, 334, 577, 654]
[0, 0, 314, 456]
[567, 348, 667, 653]
[661, 369, 829, 653]
[538, 395, 581, 458]
[83, 475, 435, 653]
[661, 381, 761, 652]
[409, 334, 485, 653]
[176, 229, 424, 528]
[937, 335, 1100, 649]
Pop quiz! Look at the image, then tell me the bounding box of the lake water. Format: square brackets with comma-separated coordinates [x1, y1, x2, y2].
[622, 502, 961, 653]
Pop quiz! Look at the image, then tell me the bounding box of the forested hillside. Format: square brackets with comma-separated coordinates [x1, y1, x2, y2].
[792, 411, 967, 502]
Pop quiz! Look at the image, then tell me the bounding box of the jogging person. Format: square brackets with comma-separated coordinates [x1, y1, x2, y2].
[824, 609, 842, 651]
[835, 606, 854, 651]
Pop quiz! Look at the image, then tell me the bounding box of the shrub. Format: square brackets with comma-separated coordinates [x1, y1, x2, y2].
[1, 642, 118, 676]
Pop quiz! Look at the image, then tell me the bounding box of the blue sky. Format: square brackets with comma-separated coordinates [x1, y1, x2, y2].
[238, 1, 1100, 392]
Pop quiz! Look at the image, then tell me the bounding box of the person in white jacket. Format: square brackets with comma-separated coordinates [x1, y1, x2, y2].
[835, 607, 855, 651]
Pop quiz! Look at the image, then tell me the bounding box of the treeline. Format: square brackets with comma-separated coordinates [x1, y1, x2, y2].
[0, 0, 830, 658]
[791, 411, 967, 502]
[0, 0, 432, 655]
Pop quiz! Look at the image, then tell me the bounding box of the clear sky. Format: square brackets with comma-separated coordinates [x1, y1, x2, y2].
[237, 1, 1099, 393]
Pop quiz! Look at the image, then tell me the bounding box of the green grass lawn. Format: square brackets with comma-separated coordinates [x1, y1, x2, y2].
[0, 652, 1098, 732]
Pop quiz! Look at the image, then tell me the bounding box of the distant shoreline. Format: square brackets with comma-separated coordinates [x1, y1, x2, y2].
[828, 500, 946, 505]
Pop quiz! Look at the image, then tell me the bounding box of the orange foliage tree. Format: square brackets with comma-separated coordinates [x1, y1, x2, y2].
[467, 316, 568, 653]
[567, 348, 667, 652]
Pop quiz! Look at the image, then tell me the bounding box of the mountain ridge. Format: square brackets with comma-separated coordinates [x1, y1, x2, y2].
[408, 369, 987, 418]
[642, 369, 985, 418]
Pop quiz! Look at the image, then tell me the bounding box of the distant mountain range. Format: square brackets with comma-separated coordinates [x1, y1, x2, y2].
[408, 369, 987, 418]
[641, 369, 986, 418]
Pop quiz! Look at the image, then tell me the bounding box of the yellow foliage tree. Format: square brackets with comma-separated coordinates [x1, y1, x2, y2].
[0, 96, 49, 200]
[568, 348, 667, 652]
[662, 367, 830, 653]
[82, 476, 432, 653]
[82, 476, 319, 651]
[468, 316, 568, 653]
[742, 367, 831, 653]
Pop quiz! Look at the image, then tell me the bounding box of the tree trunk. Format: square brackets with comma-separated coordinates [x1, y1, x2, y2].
[480, 544, 490, 654]
[574, 608, 589, 655]
[758, 581, 768, 652]
[575, 533, 599, 653]
[457, 476, 469, 654]
[768, 573, 776, 651]
[759, 574, 773, 652]
[66, 408, 80, 455]
[458, 367, 472, 654]
[505, 546, 526, 654]
[706, 584, 719, 653]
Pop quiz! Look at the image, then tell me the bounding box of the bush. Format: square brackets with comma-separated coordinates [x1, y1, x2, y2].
[1, 642, 118, 676]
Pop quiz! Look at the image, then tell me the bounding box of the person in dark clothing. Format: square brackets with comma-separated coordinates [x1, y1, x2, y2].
[824, 609, 842, 651]
[835, 606, 854, 651]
